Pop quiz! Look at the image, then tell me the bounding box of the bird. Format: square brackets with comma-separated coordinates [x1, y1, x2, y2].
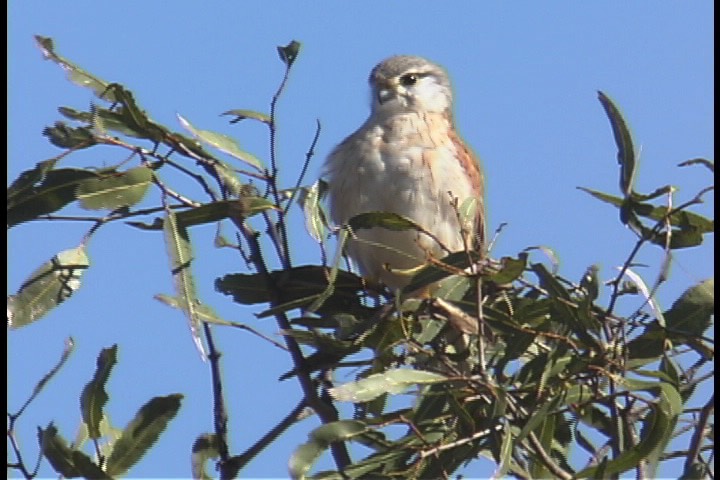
[323, 55, 485, 293]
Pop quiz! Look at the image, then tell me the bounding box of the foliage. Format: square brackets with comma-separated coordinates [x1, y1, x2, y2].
[8, 36, 714, 479]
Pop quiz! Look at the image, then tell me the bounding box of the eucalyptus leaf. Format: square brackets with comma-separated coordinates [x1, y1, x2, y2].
[163, 209, 206, 359]
[80, 345, 118, 439]
[38, 424, 110, 479]
[329, 369, 446, 403]
[663, 278, 714, 336]
[598, 91, 636, 196]
[577, 187, 714, 233]
[8, 245, 90, 329]
[222, 109, 271, 125]
[76, 166, 152, 210]
[289, 420, 366, 480]
[177, 113, 264, 171]
[8, 167, 100, 227]
[348, 211, 423, 232]
[7, 158, 60, 199]
[35, 35, 116, 102]
[105, 394, 183, 476]
[298, 180, 328, 243]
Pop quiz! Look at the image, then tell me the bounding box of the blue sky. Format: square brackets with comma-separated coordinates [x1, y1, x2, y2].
[9, 2, 713, 478]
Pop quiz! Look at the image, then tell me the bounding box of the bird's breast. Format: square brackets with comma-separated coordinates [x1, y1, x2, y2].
[324, 113, 480, 289]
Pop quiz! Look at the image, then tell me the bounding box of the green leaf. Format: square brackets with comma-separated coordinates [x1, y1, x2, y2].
[191, 434, 220, 480]
[177, 113, 264, 171]
[76, 165, 153, 210]
[530, 414, 557, 479]
[289, 420, 367, 480]
[329, 369, 446, 403]
[59, 105, 145, 139]
[105, 394, 183, 476]
[35, 35, 117, 102]
[621, 266, 665, 326]
[41, 121, 94, 149]
[663, 278, 714, 336]
[348, 211, 423, 232]
[578, 187, 714, 234]
[163, 208, 206, 359]
[80, 345, 118, 439]
[7, 168, 100, 227]
[59, 94, 171, 144]
[277, 40, 301, 67]
[298, 180, 329, 243]
[8, 245, 90, 329]
[215, 265, 365, 317]
[104, 84, 168, 143]
[598, 91, 636, 196]
[7, 158, 60, 199]
[154, 294, 231, 326]
[222, 109, 271, 125]
[678, 157, 714, 172]
[493, 422, 514, 479]
[402, 250, 479, 295]
[38, 424, 111, 479]
[487, 253, 528, 284]
[531, 262, 603, 340]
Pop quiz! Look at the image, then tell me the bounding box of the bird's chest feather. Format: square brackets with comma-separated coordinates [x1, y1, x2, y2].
[324, 112, 480, 288]
[335, 114, 473, 226]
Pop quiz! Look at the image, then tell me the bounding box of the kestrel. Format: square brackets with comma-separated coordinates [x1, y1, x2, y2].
[323, 55, 485, 292]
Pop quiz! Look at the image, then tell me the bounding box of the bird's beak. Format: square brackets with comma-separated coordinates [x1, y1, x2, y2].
[376, 78, 397, 105]
[377, 88, 393, 105]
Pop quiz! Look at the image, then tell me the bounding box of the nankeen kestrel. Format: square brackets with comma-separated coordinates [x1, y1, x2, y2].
[323, 55, 485, 291]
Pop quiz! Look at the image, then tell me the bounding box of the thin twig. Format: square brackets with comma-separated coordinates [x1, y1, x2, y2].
[265, 57, 295, 269]
[231, 400, 310, 471]
[684, 393, 715, 474]
[418, 423, 501, 458]
[163, 157, 218, 201]
[203, 322, 232, 479]
[227, 322, 288, 351]
[526, 431, 573, 480]
[7, 338, 74, 478]
[152, 174, 201, 207]
[283, 119, 321, 216]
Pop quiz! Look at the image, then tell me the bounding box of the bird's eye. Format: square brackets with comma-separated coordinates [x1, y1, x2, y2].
[399, 73, 418, 86]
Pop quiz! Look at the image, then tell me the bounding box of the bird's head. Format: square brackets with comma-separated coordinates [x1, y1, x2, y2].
[369, 55, 453, 117]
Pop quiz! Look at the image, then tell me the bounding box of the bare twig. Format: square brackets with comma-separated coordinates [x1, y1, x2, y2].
[264, 56, 295, 269]
[684, 393, 715, 474]
[526, 431, 573, 480]
[418, 423, 501, 458]
[283, 118, 321, 216]
[152, 173, 201, 207]
[163, 157, 218, 201]
[203, 323, 232, 479]
[231, 400, 310, 472]
[7, 338, 75, 479]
